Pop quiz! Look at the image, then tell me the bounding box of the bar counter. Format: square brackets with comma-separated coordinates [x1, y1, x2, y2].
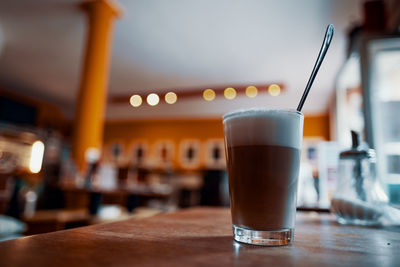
[1, 207, 399, 266]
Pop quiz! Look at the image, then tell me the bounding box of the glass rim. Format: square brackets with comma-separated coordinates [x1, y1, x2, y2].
[223, 108, 303, 123]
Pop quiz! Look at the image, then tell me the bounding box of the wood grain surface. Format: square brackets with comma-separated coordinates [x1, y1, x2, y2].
[1, 207, 399, 267]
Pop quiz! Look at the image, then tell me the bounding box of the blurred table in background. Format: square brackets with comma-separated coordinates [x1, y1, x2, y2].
[22, 209, 90, 235]
[61, 184, 173, 210]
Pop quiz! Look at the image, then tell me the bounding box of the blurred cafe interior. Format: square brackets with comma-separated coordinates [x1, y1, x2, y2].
[0, 0, 399, 240]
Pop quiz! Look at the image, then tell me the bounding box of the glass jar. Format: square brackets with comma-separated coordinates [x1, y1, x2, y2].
[331, 131, 388, 225]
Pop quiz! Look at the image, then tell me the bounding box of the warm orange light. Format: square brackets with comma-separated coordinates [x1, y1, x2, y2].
[129, 95, 142, 107]
[268, 84, 281, 96]
[29, 141, 45, 173]
[245, 86, 258, 98]
[165, 92, 177, 104]
[147, 93, 160, 106]
[224, 87, 236, 100]
[203, 89, 216, 101]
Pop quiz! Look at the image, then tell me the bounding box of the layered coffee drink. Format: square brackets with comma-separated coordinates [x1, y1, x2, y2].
[223, 108, 303, 246]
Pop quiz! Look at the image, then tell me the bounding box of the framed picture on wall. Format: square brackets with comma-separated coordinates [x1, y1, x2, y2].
[128, 140, 148, 167]
[153, 140, 175, 168]
[179, 139, 201, 169]
[204, 139, 226, 169]
[104, 141, 125, 165]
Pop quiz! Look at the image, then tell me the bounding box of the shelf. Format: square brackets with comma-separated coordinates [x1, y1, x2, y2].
[386, 173, 400, 184]
[384, 142, 400, 155]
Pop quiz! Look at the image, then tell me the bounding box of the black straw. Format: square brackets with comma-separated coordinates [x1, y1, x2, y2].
[297, 24, 334, 112]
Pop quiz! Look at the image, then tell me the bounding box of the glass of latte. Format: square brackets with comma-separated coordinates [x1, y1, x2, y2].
[223, 108, 304, 246]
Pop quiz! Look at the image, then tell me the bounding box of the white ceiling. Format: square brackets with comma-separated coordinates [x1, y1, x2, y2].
[0, 0, 363, 120]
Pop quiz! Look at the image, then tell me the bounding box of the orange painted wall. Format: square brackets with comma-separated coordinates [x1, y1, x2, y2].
[103, 114, 330, 167]
[303, 114, 330, 140]
[104, 119, 223, 145]
[104, 114, 330, 144]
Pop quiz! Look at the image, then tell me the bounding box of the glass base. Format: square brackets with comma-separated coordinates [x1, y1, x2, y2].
[233, 225, 293, 246]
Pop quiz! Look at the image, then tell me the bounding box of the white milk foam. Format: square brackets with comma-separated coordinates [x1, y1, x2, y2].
[223, 108, 304, 149]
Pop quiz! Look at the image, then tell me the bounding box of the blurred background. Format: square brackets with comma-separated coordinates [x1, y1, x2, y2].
[0, 0, 399, 240]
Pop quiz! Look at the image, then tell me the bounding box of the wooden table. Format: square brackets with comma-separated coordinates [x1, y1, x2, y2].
[22, 209, 90, 235]
[0, 207, 399, 266]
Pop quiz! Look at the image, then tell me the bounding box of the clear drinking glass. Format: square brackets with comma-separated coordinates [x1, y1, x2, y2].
[223, 108, 304, 246]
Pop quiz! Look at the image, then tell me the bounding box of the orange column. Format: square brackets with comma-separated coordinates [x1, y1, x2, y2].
[72, 0, 123, 171]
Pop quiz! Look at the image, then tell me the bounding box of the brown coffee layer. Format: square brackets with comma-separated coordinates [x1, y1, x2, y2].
[226, 144, 300, 230]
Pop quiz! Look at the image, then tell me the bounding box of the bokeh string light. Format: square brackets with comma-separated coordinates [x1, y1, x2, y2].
[128, 84, 282, 107]
[147, 93, 160, 106]
[165, 92, 178, 104]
